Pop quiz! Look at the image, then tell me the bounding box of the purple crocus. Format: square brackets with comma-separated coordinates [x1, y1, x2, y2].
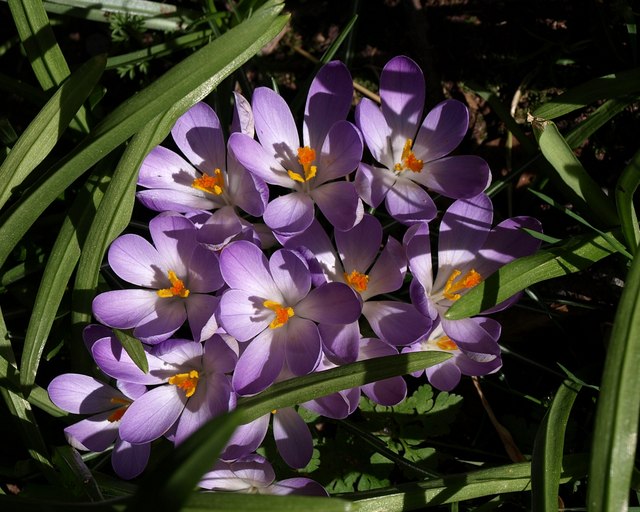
[404, 193, 542, 384]
[199, 454, 328, 496]
[47, 374, 150, 479]
[228, 61, 364, 235]
[92, 212, 223, 344]
[355, 55, 491, 224]
[217, 240, 362, 395]
[136, 97, 268, 235]
[91, 334, 236, 445]
[283, 215, 432, 362]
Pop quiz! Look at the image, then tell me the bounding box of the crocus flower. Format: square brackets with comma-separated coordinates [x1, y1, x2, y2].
[283, 215, 431, 362]
[48, 374, 150, 479]
[217, 240, 362, 395]
[355, 55, 491, 224]
[228, 61, 364, 235]
[136, 96, 268, 236]
[91, 334, 236, 445]
[404, 193, 542, 380]
[199, 454, 328, 496]
[92, 212, 223, 344]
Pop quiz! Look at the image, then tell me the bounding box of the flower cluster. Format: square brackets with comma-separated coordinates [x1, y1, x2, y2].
[48, 56, 541, 488]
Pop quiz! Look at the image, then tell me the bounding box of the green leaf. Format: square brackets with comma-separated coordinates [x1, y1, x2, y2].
[183, 492, 352, 512]
[530, 115, 618, 227]
[113, 330, 148, 374]
[446, 230, 620, 320]
[615, 147, 640, 255]
[0, 0, 289, 269]
[0, 54, 105, 210]
[531, 379, 581, 512]
[51, 446, 103, 502]
[564, 97, 634, 149]
[588, 251, 640, 511]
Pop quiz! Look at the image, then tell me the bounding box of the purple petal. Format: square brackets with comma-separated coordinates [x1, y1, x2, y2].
[218, 289, 271, 342]
[426, 360, 462, 391]
[197, 206, 244, 248]
[132, 297, 188, 345]
[441, 316, 501, 356]
[363, 236, 406, 300]
[48, 374, 122, 414]
[457, 352, 503, 377]
[385, 177, 437, 224]
[92, 289, 158, 331]
[414, 99, 469, 162]
[107, 234, 164, 287]
[360, 337, 407, 405]
[232, 328, 284, 396]
[221, 415, 270, 461]
[151, 338, 202, 365]
[355, 162, 395, 208]
[312, 181, 364, 232]
[171, 102, 226, 175]
[355, 98, 393, 167]
[185, 294, 218, 342]
[296, 282, 361, 325]
[112, 437, 150, 480]
[119, 385, 186, 444]
[91, 337, 168, 385]
[269, 249, 311, 305]
[404, 222, 433, 295]
[315, 121, 363, 185]
[253, 87, 300, 167]
[117, 381, 147, 400]
[226, 153, 268, 217]
[318, 321, 360, 364]
[304, 61, 353, 150]
[82, 324, 112, 351]
[416, 155, 491, 199]
[219, 240, 279, 298]
[231, 91, 254, 137]
[187, 244, 223, 293]
[335, 214, 382, 276]
[264, 192, 315, 235]
[203, 335, 238, 374]
[362, 300, 432, 346]
[228, 132, 292, 188]
[283, 317, 322, 376]
[148, 213, 196, 275]
[64, 412, 118, 451]
[136, 188, 219, 212]
[273, 407, 313, 468]
[269, 478, 328, 496]
[304, 388, 359, 419]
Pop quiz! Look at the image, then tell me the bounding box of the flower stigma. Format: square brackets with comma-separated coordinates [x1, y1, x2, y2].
[107, 397, 132, 422]
[288, 146, 317, 183]
[394, 139, 423, 173]
[263, 300, 295, 329]
[169, 370, 200, 398]
[157, 270, 190, 298]
[192, 168, 224, 195]
[442, 269, 482, 301]
[344, 269, 369, 293]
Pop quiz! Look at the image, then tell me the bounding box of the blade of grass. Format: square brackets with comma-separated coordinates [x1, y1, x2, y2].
[113, 329, 148, 374]
[565, 97, 634, 149]
[615, 147, 640, 255]
[588, 250, 640, 511]
[531, 378, 582, 511]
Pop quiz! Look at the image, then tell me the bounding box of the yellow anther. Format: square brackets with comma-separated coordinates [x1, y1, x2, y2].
[263, 300, 295, 329]
[168, 370, 200, 398]
[393, 139, 423, 173]
[157, 270, 190, 298]
[442, 269, 482, 301]
[287, 146, 317, 183]
[192, 168, 224, 195]
[344, 269, 369, 293]
[435, 336, 458, 351]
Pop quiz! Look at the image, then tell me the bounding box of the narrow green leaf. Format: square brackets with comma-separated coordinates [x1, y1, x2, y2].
[530, 116, 618, 227]
[531, 379, 582, 511]
[52, 445, 104, 502]
[588, 251, 640, 511]
[0, 1, 289, 269]
[564, 97, 634, 149]
[113, 329, 148, 374]
[184, 492, 352, 511]
[446, 230, 620, 320]
[615, 147, 640, 255]
[532, 67, 640, 119]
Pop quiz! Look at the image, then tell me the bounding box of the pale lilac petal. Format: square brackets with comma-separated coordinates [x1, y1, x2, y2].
[117, 381, 146, 400]
[227, 454, 275, 487]
[200, 467, 253, 492]
[64, 412, 118, 451]
[296, 282, 361, 325]
[311, 181, 364, 231]
[413, 99, 469, 162]
[231, 91, 254, 137]
[416, 155, 491, 199]
[335, 214, 382, 276]
[203, 335, 237, 374]
[385, 178, 437, 224]
[232, 328, 284, 396]
[218, 289, 271, 342]
[171, 102, 226, 175]
[273, 407, 313, 468]
[197, 205, 244, 248]
[112, 437, 150, 480]
[315, 121, 363, 185]
[185, 294, 219, 342]
[107, 234, 164, 287]
[148, 213, 196, 275]
[91, 337, 169, 385]
[304, 61, 353, 150]
[284, 317, 322, 376]
[457, 352, 502, 376]
[119, 385, 186, 444]
[360, 337, 407, 405]
[269, 478, 328, 496]
[228, 132, 292, 188]
[363, 236, 406, 300]
[136, 188, 219, 212]
[269, 249, 310, 305]
[426, 361, 462, 391]
[355, 162, 395, 208]
[137, 146, 199, 193]
[151, 338, 202, 365]
[355, 98, 393, 167]
[219, 240, 279, 298]
[187, 244, 223, 293]
[82, 323, 112, 351]
[132, 297, 188, 345]
[380, 56, 425, 154]
[404, 222, 433, 295]
[304, 388, 359, 419]
[48, 374, 121, 414]
[362, 300, 432, 346]
[226, 152, 268, 217]
[441, 316, 501, 356]
[318, 321, 360, 364]
[221, 415, 270, 461]
[92, 289, 159, 331]
[264, 192, 315, 235]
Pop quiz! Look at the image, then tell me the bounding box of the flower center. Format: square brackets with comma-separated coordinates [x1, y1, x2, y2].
[157, 270, 190, 298]
[394, 139, 423, 173]
[344, 269, 369, 293]
[107, 397, 131, 422]
[287, 146, 317, 183]
[169, 370, 200, 398]
[435, 336, 458, 351]
[263, 300, 295, 329]
[442, 268, 482, 301]
[192, 169, 224, 195]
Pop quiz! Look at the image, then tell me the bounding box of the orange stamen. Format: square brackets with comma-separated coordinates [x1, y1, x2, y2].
[394, 139, 423, 173]
[442, 269, 482, 301]
[263, 300, 295, 329]
[435, 336, 458, 351]
[287, 146, 317, 183]
[192, 169, 224, 195]
[107, 397, 131, 422]
[157, 270, 190, 298]
[168, 370, 199, 398]
[344, 270, 369, 293]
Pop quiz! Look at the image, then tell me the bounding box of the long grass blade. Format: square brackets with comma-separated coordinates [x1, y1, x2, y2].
[615, 147, 640, 255]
